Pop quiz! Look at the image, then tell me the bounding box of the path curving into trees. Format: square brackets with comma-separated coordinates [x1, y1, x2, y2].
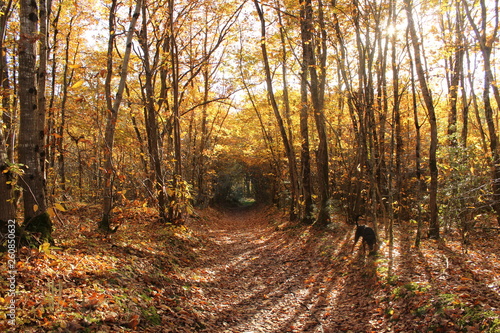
[176, 206, 500, 332]
[186, 206, 388, 332]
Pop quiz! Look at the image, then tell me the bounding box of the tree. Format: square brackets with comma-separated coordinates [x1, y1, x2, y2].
[300, 0, 330, 226]
[463, 0, 500, 225]
[404, 0, 440, 239]
[441, 0, 465, 147]
[17, 0, 53, 243]
[100, 0, 142, 231]
[138, 0, 168, 222]
[253, 0, 300, 221]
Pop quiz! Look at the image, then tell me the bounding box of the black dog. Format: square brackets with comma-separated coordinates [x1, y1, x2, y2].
[352, 220, 377, 255]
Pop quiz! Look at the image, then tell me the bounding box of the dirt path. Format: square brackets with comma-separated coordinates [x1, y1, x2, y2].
[185, 206, 386, 333]
[8, 204, 500, 332]
[9, 204, 500, 332]
[180, 206, 500, 333]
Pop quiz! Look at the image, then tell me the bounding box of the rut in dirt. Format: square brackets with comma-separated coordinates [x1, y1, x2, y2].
[187, 205, 383, 333]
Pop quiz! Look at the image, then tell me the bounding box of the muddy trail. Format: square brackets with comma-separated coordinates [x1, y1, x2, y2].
[184, 206, 390, 332]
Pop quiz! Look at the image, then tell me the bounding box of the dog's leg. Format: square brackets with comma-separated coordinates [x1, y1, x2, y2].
[351, 238, 358, 253]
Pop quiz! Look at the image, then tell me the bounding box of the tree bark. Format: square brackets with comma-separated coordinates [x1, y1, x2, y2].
[37, 0, 48, 178]
[18, 0, 53, 243]
[299, 55, 314, 224]
[405, 0, 440, 239]
[463, 0, 500, 225]
[100, 0, 142, 231]
[139, 0, 168, 223]
[253, 0, 300, 221]
[56, 18, 75, 196]
[47, 2, 61, 170]
[300, 0, 330, 226]
[18, 0, 46, 219]
[167, 0, 183, 222]
[276, 0, 299, 220]
[443, 3, 465, 147]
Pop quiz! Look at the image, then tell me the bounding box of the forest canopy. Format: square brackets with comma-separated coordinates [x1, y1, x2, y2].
[0, 0, 499, 244]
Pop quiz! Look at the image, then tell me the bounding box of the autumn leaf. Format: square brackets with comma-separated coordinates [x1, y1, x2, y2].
[127, 314, 140, 329]
[70, 79, 85, 89]
[54, 203, 66, 212]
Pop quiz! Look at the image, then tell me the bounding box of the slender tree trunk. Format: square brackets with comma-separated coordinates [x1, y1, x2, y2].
[298, 6, 314, 224]
[47, 2, 60, 169]
[391, 1, 402, 241]
[467, 57, 487, 153]
[463, 0, 500, 225]
[444, 3, 465, 147]
[460, 53, 469, 147]
[195, 14, 211, 207]
[412, 68, 424, 247]
[0, 0, 19, 244]
[57, 19, 74, 196]
[253, 0, 300, 221]
[405, 0, 440, 239]
[168, 0, 183, 222]
[100, 0, 142, 231]
[481, 51, 500, 225]
[301, 0, 330, 226]
[238, 42, 281, 197]
[276, 0, 299, 220]
[332, 4, 362, 221]
[139, 0, 168, 223]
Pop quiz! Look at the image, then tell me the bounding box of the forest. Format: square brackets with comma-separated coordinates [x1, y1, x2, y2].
[1, 0, 500, 331]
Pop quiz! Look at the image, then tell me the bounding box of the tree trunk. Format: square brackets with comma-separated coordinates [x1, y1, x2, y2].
[276, 0, 299, 221]
[18, 0, 53, 243]
[301, 0, 330, 226]
[18, 0, 46, 219]
[405, 0, 440, 239]
[443, 3, 465, 147]
[391, 0, 402, 237]
[480, 50, 500, 225]
[406, 34, 426, 247]
[253, 0, 300, 221]
[100, 0, 142, 231]
[56, 19, 75, 197]
[463, 0, 500, 225]
[168, 0, 183, 222]
[299, 58, 314, 224]
[139, 0, 168, 223]
[37, 0, 47, 179]
[47, 2, 61, 170]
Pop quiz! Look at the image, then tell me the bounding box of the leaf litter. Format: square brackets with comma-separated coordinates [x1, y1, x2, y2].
[1, 203, 500, 332]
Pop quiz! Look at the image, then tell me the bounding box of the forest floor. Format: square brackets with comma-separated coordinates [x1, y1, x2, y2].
[2, 203, 500, 332]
